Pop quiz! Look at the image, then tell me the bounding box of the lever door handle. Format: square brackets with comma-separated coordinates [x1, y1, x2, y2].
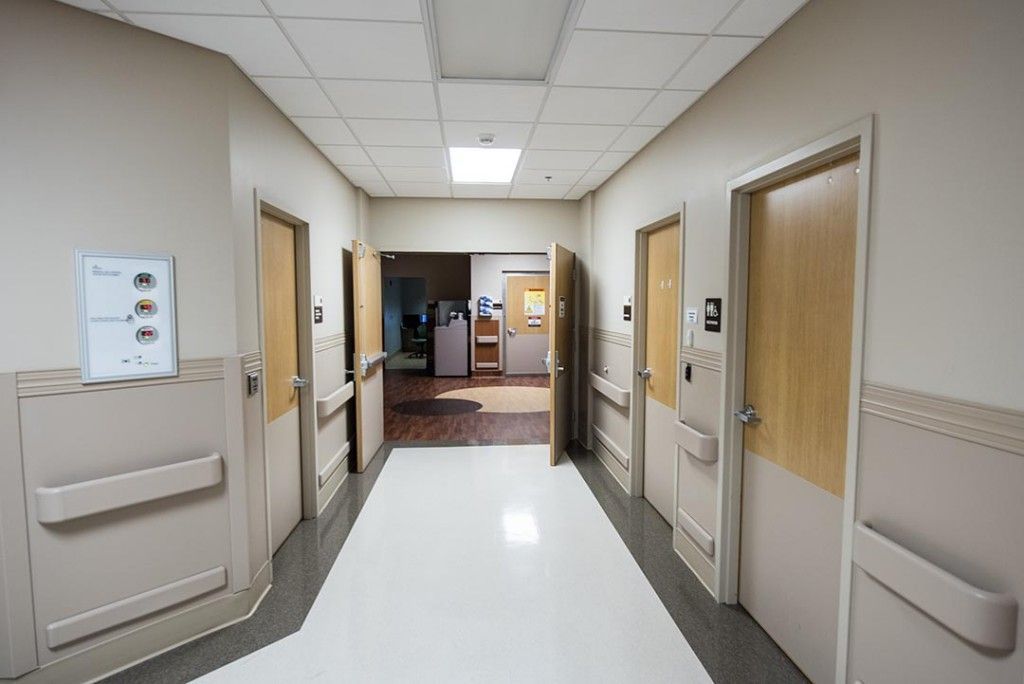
[637, 368, 653, 379]
[734, 404, 761, 425]
[291, 376, 309, 388]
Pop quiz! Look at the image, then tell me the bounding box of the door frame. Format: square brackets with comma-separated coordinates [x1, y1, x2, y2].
[629, 211, 684, 498]
[254, 194, 319, 539]
[717, 116, 874, 679]
[501, 270, 550, 375]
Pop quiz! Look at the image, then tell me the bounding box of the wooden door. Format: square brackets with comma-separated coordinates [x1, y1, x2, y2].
[641, 222, 680, 523]
[738, 154, 859, 682]
[504, 273, 549, 375]
[548, 244, 574, 466]
[352, 240, 385, 472]
[260, 211, 303, 554]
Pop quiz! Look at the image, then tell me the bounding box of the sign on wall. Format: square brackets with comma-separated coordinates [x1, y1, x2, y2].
[524, 288, 546, 315]
[76, 250, 178, 383]
[704, 298, 722, 333]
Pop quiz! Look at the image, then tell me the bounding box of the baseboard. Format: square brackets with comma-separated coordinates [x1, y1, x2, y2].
[673, 529, 716, 598]
[590, 431, 630, 494]
[12, 562, 271, 684]
[317, 452, 350, 515]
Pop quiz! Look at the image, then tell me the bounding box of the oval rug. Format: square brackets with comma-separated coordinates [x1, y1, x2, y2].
[435, 386, 549, 413]
[391, 398, 483, 416]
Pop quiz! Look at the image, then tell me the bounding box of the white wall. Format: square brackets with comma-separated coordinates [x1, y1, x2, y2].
[470, 253, 549, 308]
[368, 198, 581, 254]
[586, 0, 1024, 411]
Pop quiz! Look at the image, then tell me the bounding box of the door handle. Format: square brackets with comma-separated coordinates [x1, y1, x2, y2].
[291, 376, 309, 388]
[734, 404, 761, 425]
[637, 368, 653, 379]
[507, 328, 517, 337]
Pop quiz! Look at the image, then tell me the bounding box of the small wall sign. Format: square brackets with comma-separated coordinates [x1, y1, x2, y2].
[704, 298, 722, 333]
[558, 296, 567, 318]
[686, 307, 698, 323]
[313, 305, 324, 324]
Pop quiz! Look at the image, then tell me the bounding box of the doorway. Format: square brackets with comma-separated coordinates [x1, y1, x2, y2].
[258, 205, 315, 554]
[633, 219, 681, 523]
[719, 118, 873, 684]
[503, 272, 549, 375]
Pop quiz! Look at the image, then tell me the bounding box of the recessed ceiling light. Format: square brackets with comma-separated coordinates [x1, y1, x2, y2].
[449, 147, 521, 184]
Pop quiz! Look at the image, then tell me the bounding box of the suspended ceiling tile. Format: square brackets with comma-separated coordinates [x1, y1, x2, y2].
[437, 83, 547, 122]
[516, 169, 584, 185]
[281, 18, 431, 80]
[576, 0, 736, 34]
[609, 125, 662, 152]
[540, 87, 655, 125]
[510, 184, 573, 199]
[359, 181, 395, 196]
[521, 150, 602, 170]
[321, 80, 437, 120]
[634, 89, 702, 126]
[319, 145, 372, 166]
[129, 14, 308, 76]
[290, 117, 357, 144]
[667, 36, 762, 90]
[253, 77, 336, 117]
[365, 146, 447, 167]
[339, 165, 384, 182]
[380, 167, 449, 183]
[348, 119, 443, 147]
[113, 0, 267, 13]
[529, 123, 624, 150]
[716, 0, 807, 37]
[579, 169, 613, 185]
[266, 0, 423, 21]
[388, 182, 452, 197]
[451, 184, 512, 199]
[443, 121, 533, 149]
[565, 185, 597, 200]
[592, 151, 634, 171]
[555, 31, 703, 88]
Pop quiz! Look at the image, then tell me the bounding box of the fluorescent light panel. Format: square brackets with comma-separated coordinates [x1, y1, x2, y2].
[449, 147, 521, 184]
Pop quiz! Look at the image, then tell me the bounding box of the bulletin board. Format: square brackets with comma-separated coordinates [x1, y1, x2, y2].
[76, 250, 178, 383]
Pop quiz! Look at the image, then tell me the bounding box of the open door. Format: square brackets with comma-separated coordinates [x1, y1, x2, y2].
[352, 240, 385, 472]
[547, 243, 575, 465]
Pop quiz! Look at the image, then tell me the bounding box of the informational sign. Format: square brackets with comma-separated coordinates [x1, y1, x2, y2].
[558, 296, 567, 318]
[686, 307, 699, 323]
[623, 295, 632, 321]
[313, 306, 324, 324]
[76, 250, 178, 383]
[528, 316, 542, 328]
[704, 298, 722, 333]
[524, 288, 545, 315]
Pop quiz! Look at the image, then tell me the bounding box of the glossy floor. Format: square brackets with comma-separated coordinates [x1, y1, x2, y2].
[197, 445, 709, 682]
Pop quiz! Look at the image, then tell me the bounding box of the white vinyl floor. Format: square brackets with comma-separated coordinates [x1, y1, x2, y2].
[199, 445, 710, 683]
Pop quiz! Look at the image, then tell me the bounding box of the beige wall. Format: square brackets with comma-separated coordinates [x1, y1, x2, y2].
[368, 198, 581, 254]
[586, 0, 1024, 412]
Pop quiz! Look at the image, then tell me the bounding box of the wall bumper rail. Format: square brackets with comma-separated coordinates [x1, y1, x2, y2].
[853, 522, 1018, 651]
[676, 507, 715, 557]
[674, 421, 718, 463]
[476, 362, 498, 369]
[318, 441, 351, 487]
[475, 335, 499, 344]
[589, 372, 630, 408]
[45, 566, 227, 649]
[592, 425, 629, 470]
[35, 453, 223, 524]
[316, 381, 354, 419]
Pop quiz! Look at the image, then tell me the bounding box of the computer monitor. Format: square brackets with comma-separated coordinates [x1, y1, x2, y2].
[402, 313, 427, 328]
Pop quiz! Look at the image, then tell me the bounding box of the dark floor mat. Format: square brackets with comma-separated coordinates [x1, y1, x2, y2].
[391, 398, 483, 416]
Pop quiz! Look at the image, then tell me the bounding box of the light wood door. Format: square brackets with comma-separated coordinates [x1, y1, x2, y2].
[548, 244, 574, 466]
[352, 240, 385, 472]
[261, 211, 302, 554]
[504, 273, 549, 375]
[738, 154, 859, 683]
[641, 221, 680, 524]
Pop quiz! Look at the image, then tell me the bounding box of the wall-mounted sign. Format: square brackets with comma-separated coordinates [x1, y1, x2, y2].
[704, 298, 721, 333]
[558, 296, 567, 318]
[524, 288, 545, 315]
[528, 316, 542, 327]
[313, 306, 324, 324]
[686, 307, 698, 323]
[76, 250, 178, 383]
[623, 295, 632, 321]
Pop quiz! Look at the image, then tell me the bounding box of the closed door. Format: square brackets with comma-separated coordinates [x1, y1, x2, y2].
[504, 273, 549, 375]
[640, 222, 680, 524]
[548, 244, 574, 465]
[738, 154, 859, 682]
[352, 240, 385, 472]
[260, 211, 303, 554]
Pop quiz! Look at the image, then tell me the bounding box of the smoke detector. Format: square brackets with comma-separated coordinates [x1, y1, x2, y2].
[477, 133, 495, 147]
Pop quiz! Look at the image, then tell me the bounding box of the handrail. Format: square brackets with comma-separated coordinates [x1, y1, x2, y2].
[591, 425, 629, 469]
[676, 507, 715, 557]
[589, 372, 630, 408]
[674, 421, 718, 463]
[475, 335, 499, 344]
[317, 381, 354, 419]
[35, 453, 223, 524]
[853, 522, 1018, 651]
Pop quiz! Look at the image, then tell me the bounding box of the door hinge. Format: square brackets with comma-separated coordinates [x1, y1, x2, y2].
[358, 243, 366, 258]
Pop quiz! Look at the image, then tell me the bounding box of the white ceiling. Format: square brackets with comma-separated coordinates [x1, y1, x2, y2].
[64, 0, 807, 199]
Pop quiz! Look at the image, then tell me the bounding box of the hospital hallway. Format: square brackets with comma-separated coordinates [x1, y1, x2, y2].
[103, 444, 803, 683]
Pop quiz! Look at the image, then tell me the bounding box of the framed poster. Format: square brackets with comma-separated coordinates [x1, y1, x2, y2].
[76, 250, 178, 383]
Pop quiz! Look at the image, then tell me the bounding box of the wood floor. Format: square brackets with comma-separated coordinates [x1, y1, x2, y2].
[384, 370, 549, 443]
